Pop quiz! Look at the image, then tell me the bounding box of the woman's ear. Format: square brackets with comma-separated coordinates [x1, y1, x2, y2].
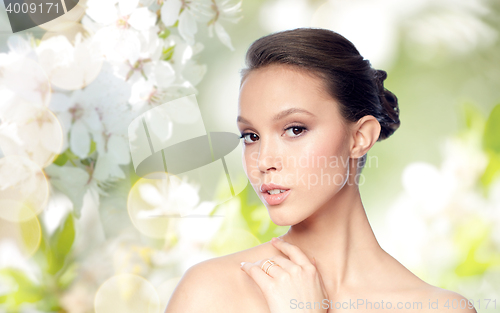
[349, 115, 381, 159]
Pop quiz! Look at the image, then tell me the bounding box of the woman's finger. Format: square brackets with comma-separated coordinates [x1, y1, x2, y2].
[258, 259, 287, 278]
[240, 260, 272, 288]
[265, 255, 296, 272]
[271, 237, 312, 267]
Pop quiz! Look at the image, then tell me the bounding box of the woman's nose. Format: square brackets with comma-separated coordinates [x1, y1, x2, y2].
[256, 141, 282, 173]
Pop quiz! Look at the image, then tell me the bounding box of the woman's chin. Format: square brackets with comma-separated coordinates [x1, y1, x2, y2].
[268, 214, 299, 227]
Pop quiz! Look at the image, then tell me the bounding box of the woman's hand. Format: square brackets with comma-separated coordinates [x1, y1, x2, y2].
[240, 237, 329, 313]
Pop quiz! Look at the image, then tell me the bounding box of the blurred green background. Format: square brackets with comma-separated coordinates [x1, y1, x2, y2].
[0, 0, 499, 312]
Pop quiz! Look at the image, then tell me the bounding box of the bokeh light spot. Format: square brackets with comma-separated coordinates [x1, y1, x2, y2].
[0, 156, 49, 222]
[94, 273, 160, 313]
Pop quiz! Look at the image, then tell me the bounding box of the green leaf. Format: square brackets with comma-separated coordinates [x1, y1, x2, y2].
[53, 213, 75, 256]
[88, 139, 96, 156]
[159, 29, 170, 39]
[454, 218, 493, 277]
[32, 229, 49, 270]
[19, 215, 42, 256]
[480, 104, 500, 189]
[480, 151, 500, 188]
[57, 263, 79, 290]
[36, 293, 62, 312]
[0, 268, 44, 304]
[237, 184, 287, 243]
[81, 158, 92, 166]
[53, 148, 81, 166]
[65, 147, 80, 160]
[53, 153, 68, 166]
[483, 104, 500, 154]
[161, 45, 175, 61]
[47, 213, 75, 275]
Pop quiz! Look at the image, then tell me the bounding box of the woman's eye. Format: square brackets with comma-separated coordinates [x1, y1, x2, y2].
[240, 133, 259, 144]
[284, 126, 307, 138]
[239, 126, 306, 145]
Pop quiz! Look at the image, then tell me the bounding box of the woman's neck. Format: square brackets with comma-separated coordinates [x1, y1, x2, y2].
[280, 177, 384, 295]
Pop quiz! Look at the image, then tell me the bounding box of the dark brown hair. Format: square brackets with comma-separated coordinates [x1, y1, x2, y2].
[240, 28, 400, 145]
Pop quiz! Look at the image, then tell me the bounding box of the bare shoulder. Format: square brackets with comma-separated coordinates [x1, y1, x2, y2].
[418, 285, 477, 313]
[164, 242, 275, 313]
[377, 252, 477, 313]
[163, 255, 242, 313]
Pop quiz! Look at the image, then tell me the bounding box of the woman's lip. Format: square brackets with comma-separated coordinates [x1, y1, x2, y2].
[261, 189, 291, 206]
[260, 183, 290, 193]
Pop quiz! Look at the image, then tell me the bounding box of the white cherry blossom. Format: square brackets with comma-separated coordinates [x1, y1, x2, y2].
[207, 0, 243, 50]
[36, 33, 103, 90]
[86, 0, 157, 64]
[49, 91, 101, 159]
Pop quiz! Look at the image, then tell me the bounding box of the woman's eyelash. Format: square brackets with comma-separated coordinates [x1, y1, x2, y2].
[239, 125, 308, 144]
[239, 132, 253, 139]
[284, 125, 308, 137]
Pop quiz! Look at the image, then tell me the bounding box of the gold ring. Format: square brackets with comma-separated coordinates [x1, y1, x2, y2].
[261, 259, 281, 276]
[265, 263, 277, 275]
[261, 259, 275, 271]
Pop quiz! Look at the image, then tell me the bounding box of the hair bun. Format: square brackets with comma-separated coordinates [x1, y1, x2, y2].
[374, 69, 400, 141]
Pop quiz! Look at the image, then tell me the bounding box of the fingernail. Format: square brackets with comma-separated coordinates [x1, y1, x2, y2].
[240, 262, 245, 267]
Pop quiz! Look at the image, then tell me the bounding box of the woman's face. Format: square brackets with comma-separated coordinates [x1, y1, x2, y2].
[237, 64, 354, 226]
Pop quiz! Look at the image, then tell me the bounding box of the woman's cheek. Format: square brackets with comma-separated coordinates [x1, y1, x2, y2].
[242, 150, 259, 182]
[303, 147, 349, 192]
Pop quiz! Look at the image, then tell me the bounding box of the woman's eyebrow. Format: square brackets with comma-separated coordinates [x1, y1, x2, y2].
[237, 107, 316, 125]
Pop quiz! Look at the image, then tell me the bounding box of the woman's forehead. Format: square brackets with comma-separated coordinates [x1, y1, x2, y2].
[238, 65, 338, 120]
